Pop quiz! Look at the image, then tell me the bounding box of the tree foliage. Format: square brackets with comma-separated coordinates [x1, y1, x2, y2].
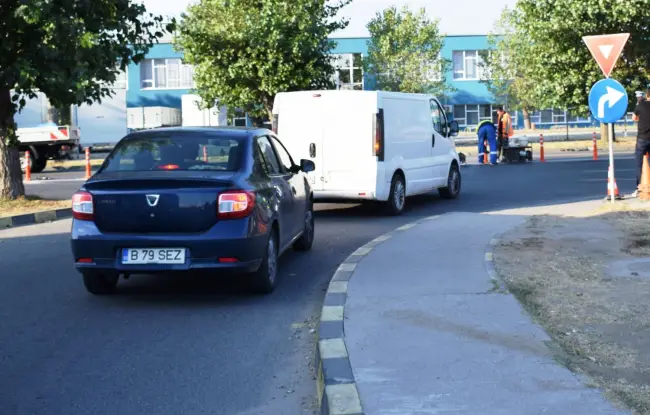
[364, 6, 452, 95]
[0, 0, 173, 199]
[175, 0, 351, 122]
[480, 7, 540, 127]
[487, 0, 650, 118]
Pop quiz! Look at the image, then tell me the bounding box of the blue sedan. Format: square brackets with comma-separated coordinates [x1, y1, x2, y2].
[70, 127, 315, 295]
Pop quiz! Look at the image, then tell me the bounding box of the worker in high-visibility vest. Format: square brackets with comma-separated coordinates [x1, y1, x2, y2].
[477, 120, 498, 165]
[496, 106, 514, 162]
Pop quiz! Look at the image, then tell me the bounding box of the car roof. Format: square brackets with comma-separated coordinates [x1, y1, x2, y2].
[126, 126, 271, 139]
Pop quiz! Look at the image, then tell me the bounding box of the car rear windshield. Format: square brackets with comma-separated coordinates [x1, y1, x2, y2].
[101, 134, 243, 172]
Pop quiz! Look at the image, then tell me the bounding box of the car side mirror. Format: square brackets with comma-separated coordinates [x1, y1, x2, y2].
[449, 120, 459, 137]
[300, 159, 315, 173]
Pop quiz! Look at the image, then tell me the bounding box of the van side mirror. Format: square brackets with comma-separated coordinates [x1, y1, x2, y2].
[449, 120, 459, 137]
[300, 159, 315, 173]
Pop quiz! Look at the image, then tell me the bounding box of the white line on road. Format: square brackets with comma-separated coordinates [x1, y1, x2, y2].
[25, 178, 86, 184]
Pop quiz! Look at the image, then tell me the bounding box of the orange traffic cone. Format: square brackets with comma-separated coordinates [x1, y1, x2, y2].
[638, 154, 650, 200]
[606, 165, 622, 201]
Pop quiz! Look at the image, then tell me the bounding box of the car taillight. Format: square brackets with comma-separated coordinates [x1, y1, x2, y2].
[217, 190, 256, 220]
[373, 109, 385, 161]
[72, 191, 94, 221]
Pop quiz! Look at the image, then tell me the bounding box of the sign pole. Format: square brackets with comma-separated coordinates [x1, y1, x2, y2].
[583, 32, 630, 203]
[608, 122, 615, 203]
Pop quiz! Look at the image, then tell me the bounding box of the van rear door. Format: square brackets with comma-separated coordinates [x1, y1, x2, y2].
[274, 92, 324, 191]
[320, 92, 376, 193]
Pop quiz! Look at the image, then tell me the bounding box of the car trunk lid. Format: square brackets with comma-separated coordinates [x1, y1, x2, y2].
[85, 171, 235, 234]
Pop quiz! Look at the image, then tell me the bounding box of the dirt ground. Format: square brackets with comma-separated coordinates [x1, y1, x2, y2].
[494, 207, 650, 414]
[0, 196, 70, 218]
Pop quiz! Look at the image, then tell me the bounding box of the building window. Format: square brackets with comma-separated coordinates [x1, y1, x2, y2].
[452, 50, 485, 80]
[530, 109, 590, 124]
[331, 53, 364, 90]
[453, 104, 517, 128]
[140, 58, 195, 89]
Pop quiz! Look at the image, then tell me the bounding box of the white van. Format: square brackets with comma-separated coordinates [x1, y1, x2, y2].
[271, 90, 461, 215]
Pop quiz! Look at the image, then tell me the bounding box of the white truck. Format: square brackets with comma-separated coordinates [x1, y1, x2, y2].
[272, 90, 461, 215]
[14, 90, 127, 173]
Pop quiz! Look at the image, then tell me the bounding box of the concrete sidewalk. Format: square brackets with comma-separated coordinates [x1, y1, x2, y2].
[340, 212, 627, 415]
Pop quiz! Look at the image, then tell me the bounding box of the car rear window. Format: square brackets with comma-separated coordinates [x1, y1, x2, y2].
[101, 134, 243, 172]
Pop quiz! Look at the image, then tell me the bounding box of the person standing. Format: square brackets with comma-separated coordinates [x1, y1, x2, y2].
[495, 106, 513, 162]
[632, 89, 650, 196]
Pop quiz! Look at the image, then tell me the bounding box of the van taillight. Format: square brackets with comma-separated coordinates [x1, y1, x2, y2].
[373, 109, 385, 162]
[272, 115, 279, 134]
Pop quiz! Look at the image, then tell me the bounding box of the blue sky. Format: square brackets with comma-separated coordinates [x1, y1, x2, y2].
[138, 0, 518, 37]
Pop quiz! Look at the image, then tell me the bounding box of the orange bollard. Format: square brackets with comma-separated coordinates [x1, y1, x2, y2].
[24, 151, 31, 182]
[84, 147, 91, 180]
[592, 132, 598, 160]
[539, 133, 545, 162]
[203, 146, 208, 163]
[638, 154, 650, 200]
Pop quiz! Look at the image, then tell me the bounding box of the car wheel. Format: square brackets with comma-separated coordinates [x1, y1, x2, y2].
[386, 173, 406, 216]
[82, 271, 119, 295]
[250, 229, 279, 294]
[439, 163, 461, 199]
[293, 202, 314, 252]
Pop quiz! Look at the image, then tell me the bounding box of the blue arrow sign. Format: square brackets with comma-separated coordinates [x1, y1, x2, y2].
[588, 78, 628, 124]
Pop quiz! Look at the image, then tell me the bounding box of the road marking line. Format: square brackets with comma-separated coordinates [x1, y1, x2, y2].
[321, 306, 344, 322]
[25, 178, 86, 184]
[319, 339, 348, 359]
[328, 281, 348, 294]
[372, 234, 392, 243]
[338, 263, 357, 272]
[396, 223, 416, 231]
[325, 384, 363, 415]
[351, 246, 372, 256]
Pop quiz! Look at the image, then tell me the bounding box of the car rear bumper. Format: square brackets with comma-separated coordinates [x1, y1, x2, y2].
[70, 218, 267, 274]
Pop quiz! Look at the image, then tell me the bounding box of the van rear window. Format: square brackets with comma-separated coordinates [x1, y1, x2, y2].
[101, 134, 242, 172]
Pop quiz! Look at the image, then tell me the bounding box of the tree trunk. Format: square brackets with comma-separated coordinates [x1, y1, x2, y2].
[600, 122, 608, 143]
[0, 88, 25, 200]
[522, 108, 532, 130]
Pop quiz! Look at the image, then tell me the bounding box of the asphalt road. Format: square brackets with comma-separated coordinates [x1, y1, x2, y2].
[2, 156, 639, 415]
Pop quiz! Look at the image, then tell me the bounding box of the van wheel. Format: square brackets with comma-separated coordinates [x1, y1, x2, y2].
[386, 173, 406, 215]
[82, 271, 119, 295]
[439, 163, 461, 199]
[250, 229, 279, 294]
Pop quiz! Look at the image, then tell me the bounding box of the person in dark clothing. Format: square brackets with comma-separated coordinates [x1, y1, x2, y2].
[632, 89, 650, 195]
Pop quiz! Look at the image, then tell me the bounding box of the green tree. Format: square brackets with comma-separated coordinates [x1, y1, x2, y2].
[175, 0, 351, 124]
[364, 6, 452, 95]
[508, 0, 650, 133]
[480, 7, 541, 129]
[1, 0, 173, 199]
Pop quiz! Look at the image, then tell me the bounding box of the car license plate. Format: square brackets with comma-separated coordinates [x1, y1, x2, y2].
[121, 248, 186, 265]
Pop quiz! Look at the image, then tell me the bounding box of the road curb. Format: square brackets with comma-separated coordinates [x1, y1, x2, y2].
[0, 208, 72, 230]
[315, 215, 441, 415]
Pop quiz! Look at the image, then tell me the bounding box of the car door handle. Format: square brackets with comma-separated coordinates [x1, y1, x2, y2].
[309, 143, 316, 158]
[432, 134, 436, 147]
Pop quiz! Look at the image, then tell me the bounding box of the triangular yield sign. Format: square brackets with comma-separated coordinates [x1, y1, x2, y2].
[582, 33, 630, 78]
